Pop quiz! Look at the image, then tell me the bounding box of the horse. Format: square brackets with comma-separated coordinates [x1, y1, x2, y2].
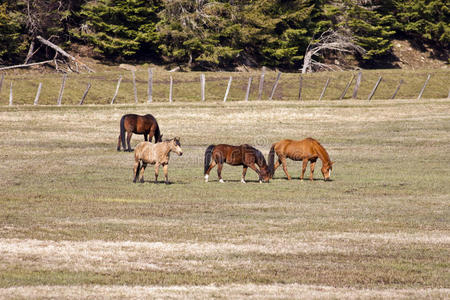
[268, 137, 333, 181]
[133, 137, 183, 184]
[204, 144, 270, 183]
[117, 114, 162, 152]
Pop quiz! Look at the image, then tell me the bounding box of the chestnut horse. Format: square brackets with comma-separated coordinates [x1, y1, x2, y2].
[204, 144, 270, 183]
[268, 138, 333, 181]
[133, 137, 183, 184]
[117, 114, 162, 152]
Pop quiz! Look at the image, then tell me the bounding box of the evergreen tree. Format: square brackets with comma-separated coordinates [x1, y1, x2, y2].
[0, 2, 26, 63]
[73, 0, 161, 58]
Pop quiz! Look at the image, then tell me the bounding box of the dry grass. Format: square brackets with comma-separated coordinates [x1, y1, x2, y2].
[0, 99, 449, 298]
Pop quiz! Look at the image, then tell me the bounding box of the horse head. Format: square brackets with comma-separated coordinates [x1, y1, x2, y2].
[322, 161, 334, 181]
[170, 137, 183, 156]
[259, 165, 270, 183]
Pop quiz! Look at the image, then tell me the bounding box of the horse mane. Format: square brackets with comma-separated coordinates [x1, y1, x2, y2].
[253, 147, 268, 167]
[308, 138, 331, 165]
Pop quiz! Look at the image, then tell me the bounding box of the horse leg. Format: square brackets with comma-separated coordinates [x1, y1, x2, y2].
[163, 164, 169, 184]
[241, 166, 248, 183]
[309, 160, 317, 181]
[126, 132, 133, 152]
[274, 158, 281, 172]
[204, 160, 216, 182]
[217, 162, 224, 183]
[281, 157, 291, 180]
[144, 133, 148, 142]
[300, 159, 308, 181]
[133, 160, 140, 183]
[154, 163, 160, 183]
[247, 163, 262, 183]
[139, 163, 147, 183]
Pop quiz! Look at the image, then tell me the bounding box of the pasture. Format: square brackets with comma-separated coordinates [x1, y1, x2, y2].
[0, 98, 449, 298]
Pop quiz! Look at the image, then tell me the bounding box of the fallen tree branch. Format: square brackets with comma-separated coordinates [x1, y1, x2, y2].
[36, 35, 95, 73]
[0, 60, 53, 71]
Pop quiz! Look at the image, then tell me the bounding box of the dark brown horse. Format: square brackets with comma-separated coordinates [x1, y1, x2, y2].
[204, 144, 270, 183]
[117, 114, 162, 152]
[268, 137, 333, 181]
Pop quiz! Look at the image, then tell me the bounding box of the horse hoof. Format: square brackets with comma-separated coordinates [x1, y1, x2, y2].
[241, 179, 246, 184]
[204, 174, 209, 183]
[219, 179, 224, 183]
[259, 180, 262, 184]
[165, 181, 169, 185]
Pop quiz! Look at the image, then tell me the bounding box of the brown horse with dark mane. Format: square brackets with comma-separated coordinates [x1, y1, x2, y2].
[268, 138, 333, 181]
[117, 114, 162, 152]
[204, 144, 270, 183]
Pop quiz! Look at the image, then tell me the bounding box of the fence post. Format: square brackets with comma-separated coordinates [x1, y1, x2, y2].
[391, 79, 404, 100]
[417, 74, 431, 100]
[147, 68, 153, 103]
[245, 76, 253, 101]
[352, 72, 362, 99]
[269, 72, 281, 100]
[79, 83, 91, 105]
[9, 82, 13, 106]
[0, 74, 4, 97]
[368, 76, 382, 101]
[169, 75, 173, 103]
[34, 83, 42, 105]
[223, 76, 232, 102]
[298, 75, 303, 100]
[57, 74, 67, 106]
[339, 74, 354, 100]
[258, 66, 265, 100]
[132, 70, 138, 104]
[200, 73, 205, 101]
[319, 78, 330, 101]
[110, 75, 123, 104]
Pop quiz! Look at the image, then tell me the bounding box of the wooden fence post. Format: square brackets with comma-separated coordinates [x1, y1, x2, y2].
[110, 75, 123, 104]
[417, 74, 431, 100]
[368, 76, 382, 101]
[245, 76, 253, 101]
[223, 76, 232, 102]
[200, 73, 205, 101]
[352, 72, 362, 99]
[132, 70, 138, 104]
[79, 83, 91, 105]
[57, 74, 67, 106]
[34, 83, 42, 105]
[169, 75, 173, 103]
[258, 67, 266, 100]
[391, 79, 404, 100]
[147, 68, 153, 103]
[298, 75, 303, 100]
[0, 74, 4, 96]
[339, 74, 354, 100]
[9, 82, 13, 106]
[319, 78, 330, 101]
[269, 72, 281, 100]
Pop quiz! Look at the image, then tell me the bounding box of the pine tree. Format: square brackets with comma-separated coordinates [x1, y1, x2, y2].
[73, 0, 161, 58]
[0, 2, 26, 63]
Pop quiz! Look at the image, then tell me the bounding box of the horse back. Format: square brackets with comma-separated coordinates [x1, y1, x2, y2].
[276, 139, 316, 160]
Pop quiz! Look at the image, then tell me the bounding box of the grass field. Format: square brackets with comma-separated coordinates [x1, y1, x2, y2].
[0, 98, 449, 298]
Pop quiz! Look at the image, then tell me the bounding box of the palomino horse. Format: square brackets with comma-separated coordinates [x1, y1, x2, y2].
[268, 138, 333, 181]
[133, 137, 182, 184]
[117, 114, 162, 152]
[204, 144, 270, 183]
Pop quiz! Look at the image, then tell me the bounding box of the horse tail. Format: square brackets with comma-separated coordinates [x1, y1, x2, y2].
[268, 144, 276, 177]
[120, 115, 127, 150]
[204, 145, 215, 175]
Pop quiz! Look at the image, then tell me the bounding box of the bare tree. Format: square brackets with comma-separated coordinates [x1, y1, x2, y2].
[301, 29, 366, 74]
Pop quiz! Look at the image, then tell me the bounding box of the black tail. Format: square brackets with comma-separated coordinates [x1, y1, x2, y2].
[120, 115, 126, 150]
[268, 144, 275, 177]
[204, 145, 215, 175]
[134, 161, 141, 182]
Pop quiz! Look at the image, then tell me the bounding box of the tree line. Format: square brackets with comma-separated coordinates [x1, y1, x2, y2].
[0, 0, 448, 71]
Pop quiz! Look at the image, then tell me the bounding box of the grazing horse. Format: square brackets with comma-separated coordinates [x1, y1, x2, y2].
[117, 114, 162, 152]
[268, 138, 333, 181]
[133, 137, 183, 184]
[204, 144, 270, 183]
